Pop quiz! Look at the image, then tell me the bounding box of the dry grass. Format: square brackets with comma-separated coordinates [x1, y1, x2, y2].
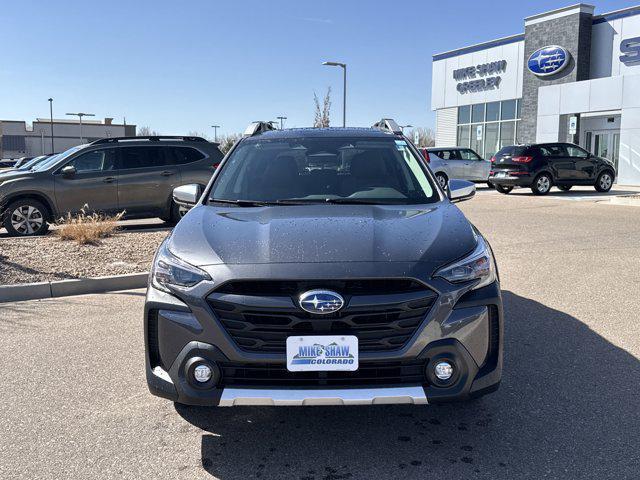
[55, 206, 125, 245]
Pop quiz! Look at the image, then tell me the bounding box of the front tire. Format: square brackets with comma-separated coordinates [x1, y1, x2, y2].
[531, 173, 552, 195]
[495, 184, 513, 194]
[435, 172, 448, 191]
[595, 171, 614, 192]
[3, 198, 50, 236]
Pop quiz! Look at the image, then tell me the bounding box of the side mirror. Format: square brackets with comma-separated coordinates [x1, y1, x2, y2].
[60, 165, 76, 176]
[448, 179, 476, 203]
[173, 184, 201, 208]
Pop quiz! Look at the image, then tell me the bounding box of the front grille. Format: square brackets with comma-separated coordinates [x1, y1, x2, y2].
[208, 279, 437, 354]
[219, 360, 426, 387]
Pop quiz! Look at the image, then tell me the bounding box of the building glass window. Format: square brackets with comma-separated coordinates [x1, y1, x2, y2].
[457, 105, 471, 124]
[486, 102, 500, 122]
[484, 123, 500, 159]
[456, 99, 521, 158]
[501, 100, 517, 120]
[472, 104, 485, 123]
[470, 124, 483, 155]
[499, 121, 516, 148]
[457, 125, 471, 148]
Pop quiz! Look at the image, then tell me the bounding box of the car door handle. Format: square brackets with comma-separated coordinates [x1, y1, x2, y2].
[103, 177, 116, 183]
[160, 170, 175, 176]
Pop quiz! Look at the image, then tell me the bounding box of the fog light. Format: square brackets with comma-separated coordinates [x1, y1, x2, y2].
[193, 364, 212, 383]
[434, 361, 454, 381]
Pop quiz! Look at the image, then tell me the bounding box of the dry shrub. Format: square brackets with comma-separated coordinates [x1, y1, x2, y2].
[55, 206, 125, 245]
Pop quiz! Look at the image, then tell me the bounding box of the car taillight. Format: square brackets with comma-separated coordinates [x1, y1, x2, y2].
[512, 156, 533, 163]
[212, 162, 220, 169]
[421, 149, 430, 163]
[490, 156, 496, 163]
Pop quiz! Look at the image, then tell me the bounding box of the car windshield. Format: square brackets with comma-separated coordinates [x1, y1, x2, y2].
[20, 155, 47, 170]
[209, 136, 438, 205]
[32, 145, 87, 171]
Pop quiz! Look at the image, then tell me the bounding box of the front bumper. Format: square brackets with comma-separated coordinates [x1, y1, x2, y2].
[219, 386, 428, 406]
[144, 262, 503, 406]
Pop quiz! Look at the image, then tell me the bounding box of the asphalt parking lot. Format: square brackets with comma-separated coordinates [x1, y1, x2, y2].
[1, 187, 639, 479]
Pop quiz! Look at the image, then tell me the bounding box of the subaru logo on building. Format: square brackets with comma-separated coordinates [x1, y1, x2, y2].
[528, 45, 570, 77]
[299, 290, 344, 314]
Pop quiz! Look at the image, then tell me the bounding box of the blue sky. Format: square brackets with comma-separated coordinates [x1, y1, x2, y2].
[0, 0, 634, 136]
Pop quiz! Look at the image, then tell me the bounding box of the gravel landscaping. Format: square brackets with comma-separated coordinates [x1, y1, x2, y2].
[0, 230, 169, 285]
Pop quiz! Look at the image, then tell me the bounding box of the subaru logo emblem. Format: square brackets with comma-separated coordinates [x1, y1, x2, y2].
[299, 290, 344, 315]
[528, 45, 570, 77]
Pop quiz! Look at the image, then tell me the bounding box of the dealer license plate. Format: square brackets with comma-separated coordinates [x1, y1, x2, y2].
[286, 335, 359, 372]
[496, 171, 507, 178]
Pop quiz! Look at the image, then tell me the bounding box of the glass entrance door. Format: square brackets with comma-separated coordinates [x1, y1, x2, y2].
[586, 130, 620, 174]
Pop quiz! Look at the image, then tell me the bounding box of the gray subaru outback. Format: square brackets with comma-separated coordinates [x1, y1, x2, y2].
[145, 120, 503, 407]
[0, 136, 223, 236]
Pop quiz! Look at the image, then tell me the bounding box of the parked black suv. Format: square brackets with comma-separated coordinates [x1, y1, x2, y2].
[489, 143, 616, 195]
[144, 119, 503, 407]
[0, 136, 223, 236]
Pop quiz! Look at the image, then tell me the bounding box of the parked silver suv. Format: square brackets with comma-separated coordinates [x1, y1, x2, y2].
[0, 136, 223, 236]
[417, 147, 492, 189]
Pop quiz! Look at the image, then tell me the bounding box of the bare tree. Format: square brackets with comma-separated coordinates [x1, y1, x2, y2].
[137, 126, 160, 136]
[406, 127, 435, 147]
[187, 131, 211, 140]
[313, 87, 332, 127]
[217, 133, 242, 154]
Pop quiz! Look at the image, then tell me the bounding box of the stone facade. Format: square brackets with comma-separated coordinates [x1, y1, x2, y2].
[519, 12, 593, 144]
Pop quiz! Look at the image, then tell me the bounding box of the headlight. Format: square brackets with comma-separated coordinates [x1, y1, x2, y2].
[151, 240, 211, 292]
[435, 235, 496, 290]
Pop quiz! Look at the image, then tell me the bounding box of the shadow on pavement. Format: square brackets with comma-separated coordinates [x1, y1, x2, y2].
[506, 188, 637, 198]
[175, 291, 640, 479]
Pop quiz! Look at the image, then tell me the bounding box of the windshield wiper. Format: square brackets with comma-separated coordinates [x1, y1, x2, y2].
[322, 198, 393, 205]
[208, 198, 307, 207]
[209, 198, 273, 207]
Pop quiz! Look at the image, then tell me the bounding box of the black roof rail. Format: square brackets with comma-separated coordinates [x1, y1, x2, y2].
[90, 136, 209, 145]
[243, 121, 276, 137]
[372, 118, 402, 135]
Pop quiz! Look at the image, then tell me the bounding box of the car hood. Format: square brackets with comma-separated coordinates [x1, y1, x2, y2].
[167, 203, 477, 271]
[0, 170, 33, 181]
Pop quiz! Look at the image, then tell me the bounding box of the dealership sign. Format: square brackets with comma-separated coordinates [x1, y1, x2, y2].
[528, 45, 570, 76]
[620, 36, 640, 65]
[453, 60, 507, 94]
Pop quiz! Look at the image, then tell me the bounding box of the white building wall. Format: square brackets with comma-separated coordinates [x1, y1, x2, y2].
[591, 12, 640, 79]
[536, 74, 640, 184]
[435, 108, 457, 147]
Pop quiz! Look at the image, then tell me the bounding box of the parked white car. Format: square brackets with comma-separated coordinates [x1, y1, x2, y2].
[417, 147, 492, 189]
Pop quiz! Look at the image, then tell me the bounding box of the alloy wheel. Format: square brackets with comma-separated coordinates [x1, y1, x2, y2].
[537, 175, 551, 193]
[600, 173, 612, 191]
[11, 205, 44, 235]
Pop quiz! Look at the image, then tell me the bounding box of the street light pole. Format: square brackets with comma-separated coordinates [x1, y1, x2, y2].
[66, 112, 95, 143]
[277, 116, 287, 130]
[400, 124, 413, 132]
[211, 125, 220, 142]
[48, 98, 54, 153]
[322, 61, 347, 127]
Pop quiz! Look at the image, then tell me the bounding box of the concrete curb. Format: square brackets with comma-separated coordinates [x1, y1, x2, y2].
[0, 272, 149, 303]
[607, 196, 640, 207]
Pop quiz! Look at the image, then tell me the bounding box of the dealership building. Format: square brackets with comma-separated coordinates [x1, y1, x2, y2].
[431, 3, 640, 185]
[0, 118, 136, 159]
